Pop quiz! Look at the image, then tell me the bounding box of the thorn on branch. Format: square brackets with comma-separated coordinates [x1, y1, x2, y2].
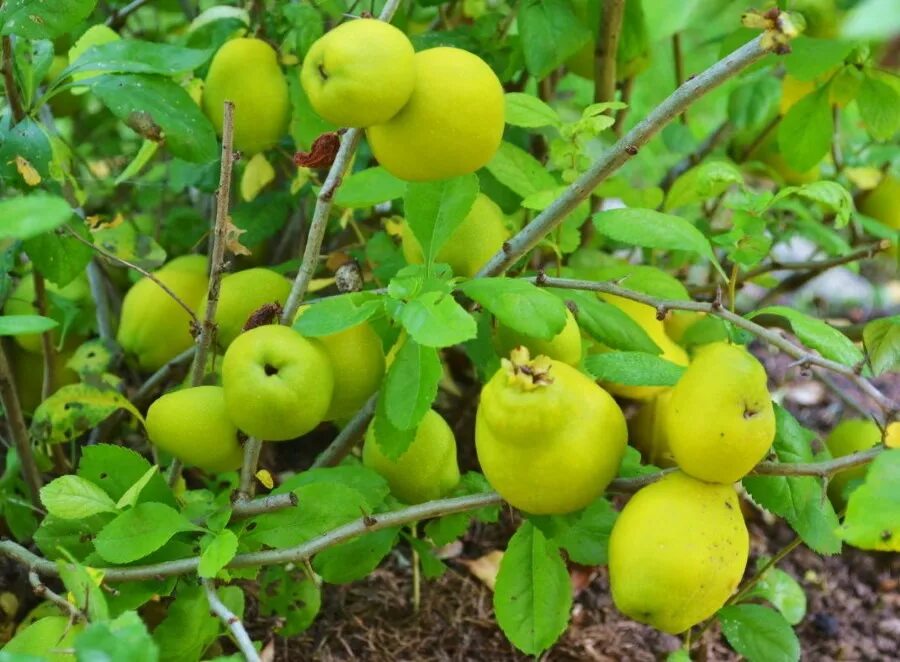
[625, 145, 639, 156]
[535, 268, 548, 286]
[655, 305, 667, 321]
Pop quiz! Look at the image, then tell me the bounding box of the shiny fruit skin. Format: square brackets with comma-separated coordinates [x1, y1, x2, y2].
[366, 47, 504, 182]
[493, 307, 582, 367]
[401, 193, 510, 278]
[475, 348, 627, 514]
[295, 308, 385, 422]
[202, 38, 290, 155]
[609, 471, 749, 634]
[362, 409, 460, 504]
[825, 419, 882, 505]
[202, 268, 292, 348]
[301, 19, 415, 127]
[858, 175, 900, 230]
[146, 386, 243, 472]
[221, 325, 333, 441]
[4, 273, 93, 353]
[116, 258, 208, 371]
[628, 389, 677, 468]
[663, 310, 704, 345]
[592, 294, 688, 400]
[665, 342, 775, 483]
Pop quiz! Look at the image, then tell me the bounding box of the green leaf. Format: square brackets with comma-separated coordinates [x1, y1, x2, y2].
[275, 464, 390, 510]
[90, 74, 218, 163]
[30, 383, 144, 446]
[718, 604, 800, 662]
[784, 37, 854, 81]
[64, 39, 211, 78]
[0, 0, 96, 39]
[258, 567, 321, 637]
[839, 449, 900, 552]
[0, 194, 72, 241]
[372, 390, 417, 460]
[115, 139, 160, 185]
[90, 221, 166, 272]
[504, 92, 561, 128]
[664, 160, 743, 210]
[94, 503, 198, 564]
[198, 529, 239, 578]
[584, 351, 686, 386]
[0, 118, 52, 184]
[841, 0, 900, 39]
[546, 497, 618, 566]
[593, 208, 725, 278]
[0, 315, 58, 336]
[857, 73, 900, 141]
[777, 87, 832, 172]
[862, 316, 899, 376]
[743, 406, 842, 555]
[23, 221, 94, 288]
[333, 167, 406, 208]
[744, 566, 807, 626]
[773, 181, 855, 227]
[518, 0, 591, 79]
[750, 306, 864, 367]
[313, 527, 400, 584]
[405, 174, 479, 268]
[1, 616, 80, 659]
[485, 142, 557, 198]
[564, 290, 661, 354]
[398, 291, 477, 348]
[153, 583, 241, 662]
[115, 466, 160, 510]
[405, 533, 447, 579]
[39, 475, 118, 520]
[383, 339, 441, 433]
[57, 557, 109, 621]
[244, 483, 367, 549]
[33, 513, 116, 561]
[294, 292, 383, 336]
[728, 74, 781, 130]
[458, 278, 567, 341]
[494, 521, 572, 655]
[75, 611, 159, 662]
[78, 444, 177, 508]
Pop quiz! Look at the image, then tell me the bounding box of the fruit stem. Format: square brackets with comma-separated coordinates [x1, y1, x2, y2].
[410, 523, 421, 615]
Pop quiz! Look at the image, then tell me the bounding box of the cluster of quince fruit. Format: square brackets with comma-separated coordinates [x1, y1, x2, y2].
[117, 258, 384, 472]
[474, 283, 781, 633]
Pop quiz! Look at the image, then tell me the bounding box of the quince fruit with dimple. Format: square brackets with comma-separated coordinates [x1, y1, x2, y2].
[492, 307, 582, 367]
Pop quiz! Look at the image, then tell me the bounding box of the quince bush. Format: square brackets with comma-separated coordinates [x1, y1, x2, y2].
[0, 1, 897, 661]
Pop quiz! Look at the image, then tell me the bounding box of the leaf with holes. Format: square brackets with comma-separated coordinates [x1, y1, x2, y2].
[30, 384, 144, 445]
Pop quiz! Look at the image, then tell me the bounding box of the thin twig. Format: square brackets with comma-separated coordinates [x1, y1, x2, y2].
[2, 36, 25, 123]
[831, 105, 843, 174]
[311, 393, 377, 469]
[133, 347, 196, 405]
[105, 0, 153, 28]
[191, 100, 235, 387]
[739, 114, 781, 162]
[0, 343, 42, 507]
[6, 446, 887, 583]
[64, 226, 199, 325]
[280, 0, 404, 324]
[534, 276, 896, 414]
[595, 0, 626, 104]
[28, 570, 85, 621]
[477, 33, 778, 278]
[236, 438, 263, 501]
[31, 273, 55, 402]
[692, 240, 890, 295]
[813, 368, 873, 420]
[672, 33, 687, 123]
[87, 260, 114, 343]
[202, 579, 261, 662]
[231, 492, 298, 518]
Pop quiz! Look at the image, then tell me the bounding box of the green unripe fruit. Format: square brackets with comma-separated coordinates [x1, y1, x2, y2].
[146, 385, 243, 472]
[117, 257, 208, 371]
[201, 268, 292, 349]
[609, 471, 749, 634]
[366, 47, 504, 181]
[221, 325, 333, 441]
[859, 175, 900, 231]
[3, 273, 93, 353]
[492, 307, 582, 366]
[825, 419, 882, 505]
[363, 409, 460, 504]
[301, 18, 416, 128]
[400, 193, 510, 278]
[202, 38, 290, 155]
[295, 308, 385, 422]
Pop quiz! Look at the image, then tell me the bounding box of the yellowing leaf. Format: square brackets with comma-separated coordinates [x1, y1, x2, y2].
[14, 156, 41, 185]
[460, 550, 504, 591]
[384, 216, 404, 237]
[308, 277, 335, 293]
[256, 469, 274, 490]
[240, 152, 276, 202]
[845, 167, 884, 191]
[224, 216, 251, 256]
[291, 167, 311, 194]
[30, 383, 144, 445]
